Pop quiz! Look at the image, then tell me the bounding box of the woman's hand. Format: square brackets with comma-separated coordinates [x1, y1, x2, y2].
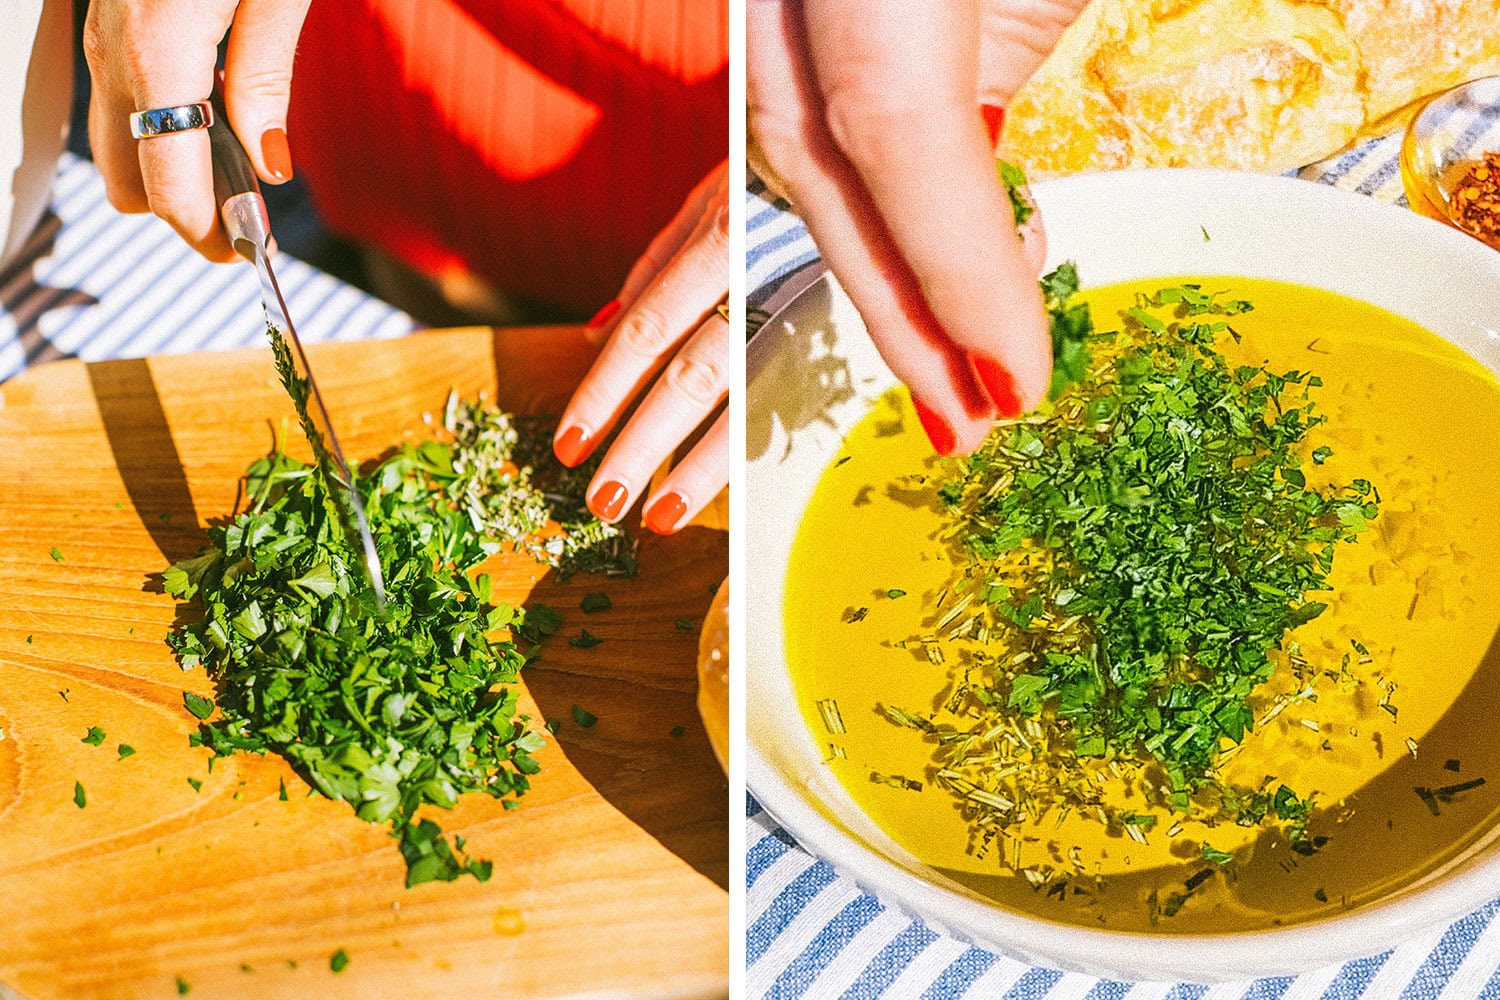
[84, 0, 311, 261]
[747, 0, 1086, 455]
[553, 162, 729, 535]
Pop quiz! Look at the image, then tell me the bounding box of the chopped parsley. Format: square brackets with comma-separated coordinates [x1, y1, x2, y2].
[571, 705, 598, 729]
[569, 629, 603, 649]
[579, 592, 612, 614]
[73, 782, 86, 808]
[903, 271, 1380, 869]
[49, 547, 63, 562]
[1200, 844, 1234, 865]
[182, 692, 214, 720]
[81, 727, 106, 746]
[998, 160, 1034, 229]
[330, 949, 349, 973]
[162, 395, 627, 888]
[117, 744, 136, 760]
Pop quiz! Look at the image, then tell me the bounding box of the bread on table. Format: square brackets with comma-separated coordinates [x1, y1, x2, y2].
[1002, 0, 1500, 177]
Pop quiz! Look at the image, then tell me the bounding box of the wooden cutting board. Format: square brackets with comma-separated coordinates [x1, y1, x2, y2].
[0, 327, 728, 1000]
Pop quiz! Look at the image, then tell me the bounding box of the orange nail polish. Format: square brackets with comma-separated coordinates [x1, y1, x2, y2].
[586, 299, 622, 330]
[591, 480, 629, 521]
[554, 425, 593, 468]
[261, 127, 293, 182]
[971, 354, 1021, 418]
[645, 492, 688, 535]
[911, 398, 956, 456]
[981, 103, 1006, 148]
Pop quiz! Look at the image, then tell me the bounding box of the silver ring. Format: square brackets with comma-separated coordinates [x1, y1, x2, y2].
[128, 102, 213, 140]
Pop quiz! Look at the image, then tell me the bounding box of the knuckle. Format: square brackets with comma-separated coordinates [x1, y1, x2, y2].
[102, 179, 149, 214]
[821, 78, 939, 169]
[704, 198, 730, 248]
[80, 20, 109, 73]
[615, 307, 675, 359]
[664, 353, 726, 407]
[231, 65, 295, 103]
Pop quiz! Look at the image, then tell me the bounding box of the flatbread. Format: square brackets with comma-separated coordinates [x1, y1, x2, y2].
[1002, 0, 1500, 177]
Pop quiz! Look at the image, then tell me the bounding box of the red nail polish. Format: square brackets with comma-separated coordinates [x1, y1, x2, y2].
[911, 398, 957, 456]
[554, 425, 593, 468]
[980, 103, 1006, 148]
[590, 480, 629, 521]
[586, 299, 622, 330]
[644, 492, 689, 535]
[261, 127, 293, 182]
[971, 354, 1022, 418]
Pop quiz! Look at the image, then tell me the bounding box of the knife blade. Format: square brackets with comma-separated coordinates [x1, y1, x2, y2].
[206, 92, 388, 611]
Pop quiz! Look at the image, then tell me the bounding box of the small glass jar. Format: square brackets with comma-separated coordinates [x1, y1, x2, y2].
[1400, 75, 1500, 250]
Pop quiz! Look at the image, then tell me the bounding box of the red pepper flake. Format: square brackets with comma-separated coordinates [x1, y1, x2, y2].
[1448, 151, 1500, 248]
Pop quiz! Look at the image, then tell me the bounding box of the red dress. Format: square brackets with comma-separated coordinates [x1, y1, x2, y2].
[288, 0, 728, 314]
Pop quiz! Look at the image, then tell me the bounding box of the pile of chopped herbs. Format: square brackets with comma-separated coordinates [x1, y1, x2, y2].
[164, 391, 634, 888]
[894, 267, 1380, 872]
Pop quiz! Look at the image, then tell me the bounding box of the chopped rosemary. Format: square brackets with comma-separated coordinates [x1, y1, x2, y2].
[1416, 777, 1487, 816]
[817, 699, 847, 735]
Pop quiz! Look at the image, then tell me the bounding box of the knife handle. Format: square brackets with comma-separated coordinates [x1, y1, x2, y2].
[207, 89, 272, 259]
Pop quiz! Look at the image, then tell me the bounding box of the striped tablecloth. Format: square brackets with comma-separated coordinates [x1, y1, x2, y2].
[745, 128, 1500, 1000]
[0, 153, 418, 384]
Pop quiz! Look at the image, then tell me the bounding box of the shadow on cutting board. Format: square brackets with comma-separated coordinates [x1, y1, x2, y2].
[521, 524, 730, 892]
[85, 358, 203, 572]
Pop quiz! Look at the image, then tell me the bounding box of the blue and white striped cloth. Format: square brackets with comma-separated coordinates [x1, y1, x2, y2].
[0, 153, 418, 384]
[745, 128, 1500, 1000]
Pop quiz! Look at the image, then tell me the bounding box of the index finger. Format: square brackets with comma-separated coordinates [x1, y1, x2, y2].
[801, 0, 1051, 408]
[130, 30, 235, 262]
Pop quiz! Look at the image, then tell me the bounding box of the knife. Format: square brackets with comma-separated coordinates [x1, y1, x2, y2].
[206, 92, 388, 611]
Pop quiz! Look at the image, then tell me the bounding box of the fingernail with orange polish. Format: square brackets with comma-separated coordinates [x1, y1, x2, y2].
[645, 492, 688, 535]
[590, 480, 629, 521]
[911, 397, 957, 456]
[971, 354, 1022, 418]
[554, 425, 593, 468]
[261, 128, 293, 182]
[981, 103, 1006, 148]
[586, 299, 622, 330]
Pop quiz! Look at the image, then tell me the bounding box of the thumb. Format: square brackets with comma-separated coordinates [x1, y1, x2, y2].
[222, 0, 312, 185]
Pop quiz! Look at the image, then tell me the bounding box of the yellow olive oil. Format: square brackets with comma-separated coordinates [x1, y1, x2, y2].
[784, 278, 1500, 933]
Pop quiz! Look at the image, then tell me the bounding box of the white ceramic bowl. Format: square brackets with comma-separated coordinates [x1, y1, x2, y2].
[746, 169, 1500, 982]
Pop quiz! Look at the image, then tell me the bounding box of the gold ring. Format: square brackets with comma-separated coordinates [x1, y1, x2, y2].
[715, 303, 731, 323]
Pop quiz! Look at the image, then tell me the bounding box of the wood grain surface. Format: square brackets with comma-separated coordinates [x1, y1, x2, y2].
[0, 327, 729, 1000]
